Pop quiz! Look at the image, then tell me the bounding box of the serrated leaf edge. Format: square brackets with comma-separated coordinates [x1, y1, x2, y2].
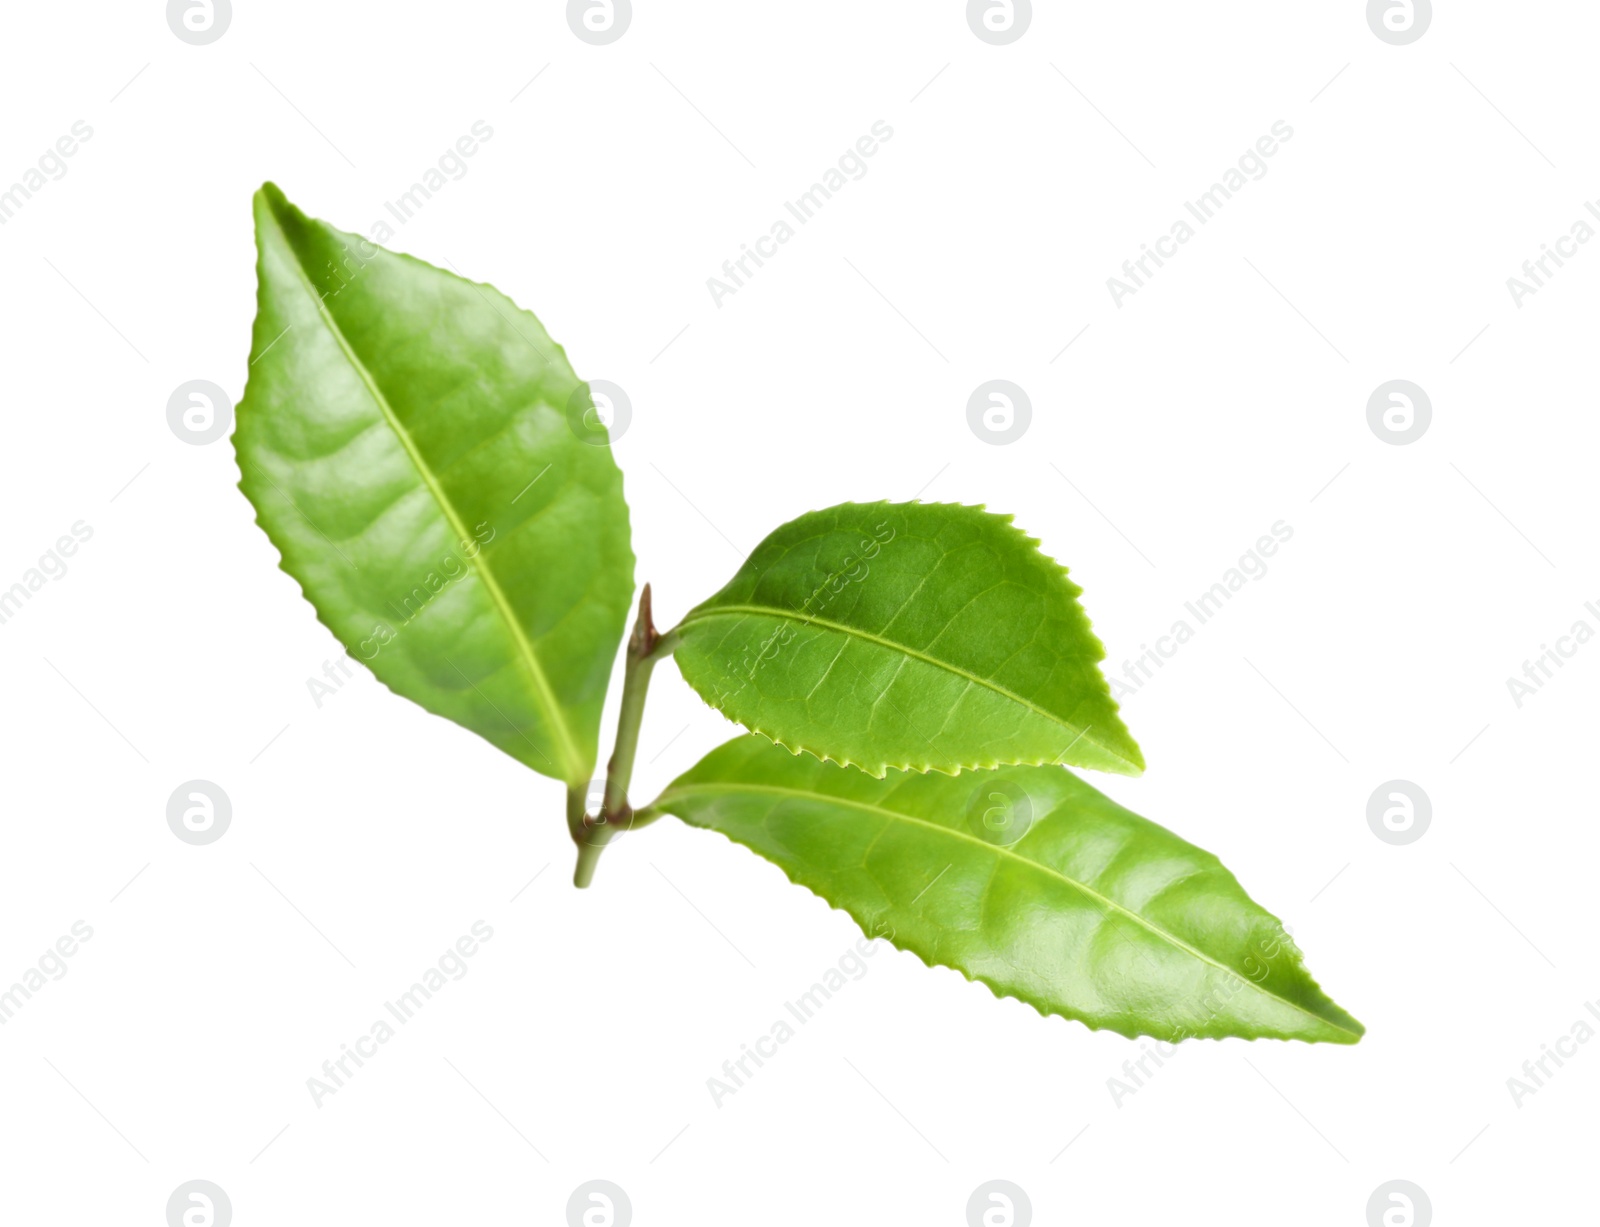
[235, 183, 632, 785]
[674, 499, 1143, 778]
[644, 802, 1363, 1045]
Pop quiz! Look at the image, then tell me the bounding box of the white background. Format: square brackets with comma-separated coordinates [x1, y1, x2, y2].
[0, 2, 1594, 1224]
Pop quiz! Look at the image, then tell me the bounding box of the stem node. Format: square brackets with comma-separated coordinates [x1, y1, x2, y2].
[571, 584, 665, 888]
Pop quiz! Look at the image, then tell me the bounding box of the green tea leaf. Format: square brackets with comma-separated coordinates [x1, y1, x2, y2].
[234, 184, 633, 786]
[670, 501, 1141, 778]
[642, 737, 1363, 1044]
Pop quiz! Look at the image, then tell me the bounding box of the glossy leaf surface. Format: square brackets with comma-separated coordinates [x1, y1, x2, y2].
[643, 737, 1363, 1043]
[671, 502, 1141, 778]
[234, 184, 633, 785]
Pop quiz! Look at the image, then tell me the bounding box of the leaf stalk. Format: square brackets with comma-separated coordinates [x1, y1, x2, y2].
[571, 584, 673, 887]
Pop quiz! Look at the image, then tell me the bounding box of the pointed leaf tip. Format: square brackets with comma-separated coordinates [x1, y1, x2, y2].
[672, 500, 1143, 778]
[234, 192, 634, 784]
[647, 737, 1363, 1044]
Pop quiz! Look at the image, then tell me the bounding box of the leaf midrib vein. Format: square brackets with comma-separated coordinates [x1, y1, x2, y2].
[677, 604, 1134, 769]
[264, 206, 582, 782]
[652, 781, 1357, 1037]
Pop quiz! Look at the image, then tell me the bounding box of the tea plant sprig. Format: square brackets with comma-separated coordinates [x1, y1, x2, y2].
[233, 184, 1363, 1044]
